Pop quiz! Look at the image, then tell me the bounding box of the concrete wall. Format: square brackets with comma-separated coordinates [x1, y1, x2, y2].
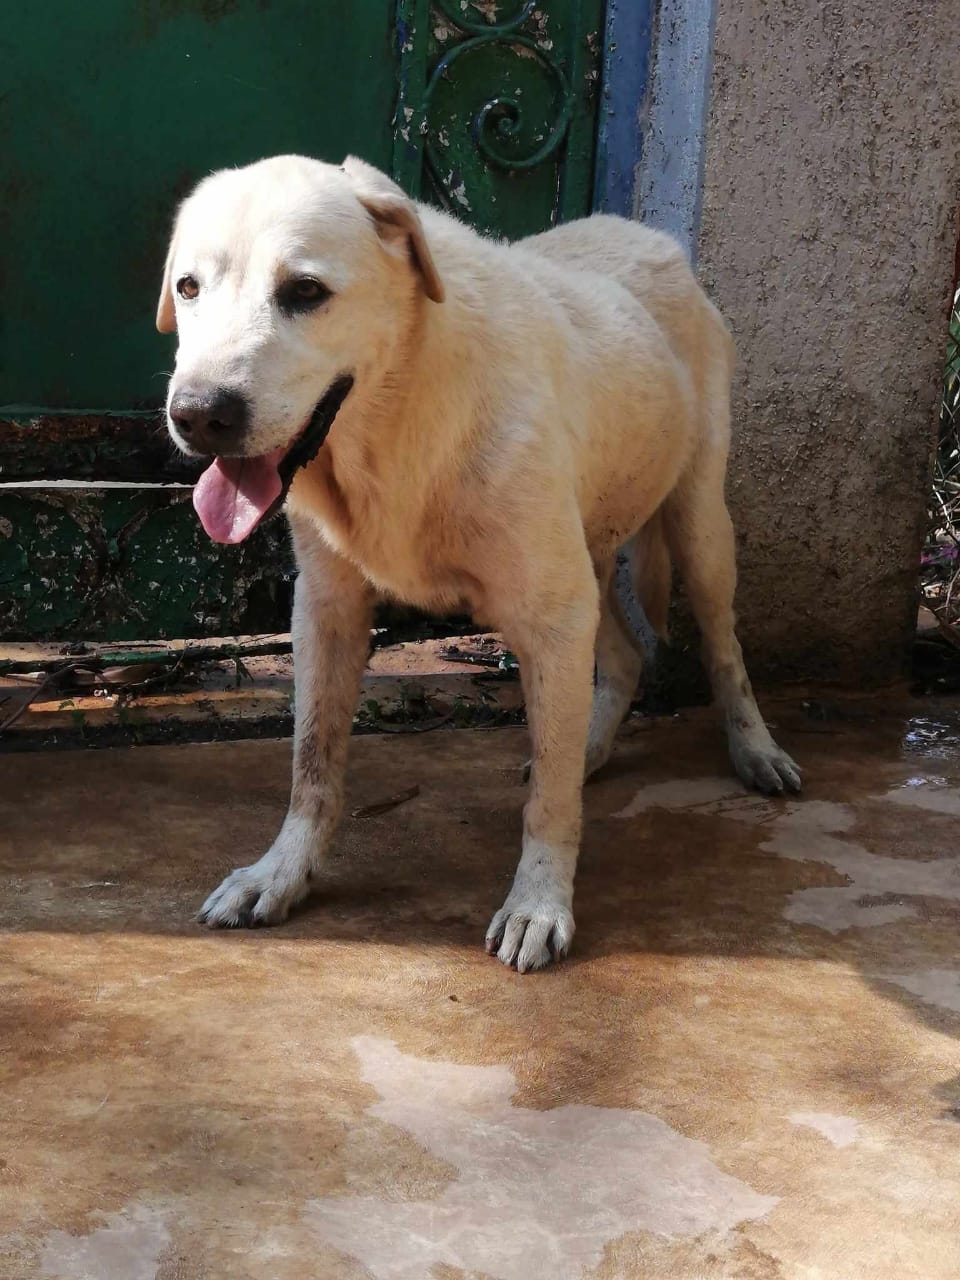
[689, 0, 959, 685]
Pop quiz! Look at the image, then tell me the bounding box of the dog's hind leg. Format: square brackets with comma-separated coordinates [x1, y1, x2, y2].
[663, 453, 801, 795]
[585, 513, 671, 778]
[584, 583, 641, 779]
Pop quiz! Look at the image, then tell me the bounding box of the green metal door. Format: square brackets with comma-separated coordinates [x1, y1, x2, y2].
[1, 1, 604, 642]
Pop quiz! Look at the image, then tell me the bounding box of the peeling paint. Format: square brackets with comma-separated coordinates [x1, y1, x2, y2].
[617, 778, 960, 933]
[304, 1037, 777, 1279]
[880, 783, 960, 816]
[393, 0, 602, 240]
[880, 969, 960, 1016]
[789, 1112, 861, 1148]
[38, 1204, 171, 1280]
[0, 488, 292, 641]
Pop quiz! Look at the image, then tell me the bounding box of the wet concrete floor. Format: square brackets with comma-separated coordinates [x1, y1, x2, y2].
[2, 699, 959, 1278]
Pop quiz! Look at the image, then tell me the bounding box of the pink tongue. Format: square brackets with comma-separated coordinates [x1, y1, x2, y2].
[192, 448, 286, 544]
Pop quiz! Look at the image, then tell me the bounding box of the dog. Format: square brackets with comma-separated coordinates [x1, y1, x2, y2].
[157, 155, 801, 971]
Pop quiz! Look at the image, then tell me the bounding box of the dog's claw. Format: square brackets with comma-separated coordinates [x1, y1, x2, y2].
[732, 743, 802, 796]
[485, 898, 575, 972]
[198, 861, 308, 929]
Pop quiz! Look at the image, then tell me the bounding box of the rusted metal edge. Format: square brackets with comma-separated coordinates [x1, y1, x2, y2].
[0, 611, 486, 674]
[0, 412, 203, 483]
[0, 638, 294, 676]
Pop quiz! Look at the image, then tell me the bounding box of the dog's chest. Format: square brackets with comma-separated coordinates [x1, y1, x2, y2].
[329, 505, 485, 617]
[293, 447, 491, 617]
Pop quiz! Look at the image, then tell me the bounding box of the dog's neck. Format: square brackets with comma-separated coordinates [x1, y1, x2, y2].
[286, 283, 477, 557]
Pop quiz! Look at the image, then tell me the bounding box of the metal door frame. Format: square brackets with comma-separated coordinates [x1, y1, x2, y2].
[594, 0, 717, 264]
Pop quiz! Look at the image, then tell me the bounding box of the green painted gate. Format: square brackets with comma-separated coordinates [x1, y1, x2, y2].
[0, 0, 605, 642]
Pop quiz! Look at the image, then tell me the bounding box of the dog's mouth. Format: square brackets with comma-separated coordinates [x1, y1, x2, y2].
[191, 375, 354, 545]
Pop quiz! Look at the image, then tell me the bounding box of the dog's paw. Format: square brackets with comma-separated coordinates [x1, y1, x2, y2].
[731, 740, 802, 796]
[485, 894, 575, 973]
[197, 858, 310, 929]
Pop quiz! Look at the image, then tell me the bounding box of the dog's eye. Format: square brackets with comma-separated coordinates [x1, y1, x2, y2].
[292, 278, 328, 302]
[278, 277, 332, 314]
[176, 275, 199, 300]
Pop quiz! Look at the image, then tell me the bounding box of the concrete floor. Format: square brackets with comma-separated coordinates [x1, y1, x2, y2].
[2, 702, 960, 1279]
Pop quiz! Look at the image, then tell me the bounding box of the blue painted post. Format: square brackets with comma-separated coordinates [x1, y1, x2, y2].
[593, 0, 656, 218]
[594, 0, 717, 265]
[636, 0, 718, 265]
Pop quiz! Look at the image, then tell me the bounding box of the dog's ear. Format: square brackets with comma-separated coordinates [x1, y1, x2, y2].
[155, 219, 180, 334]
[343, 156, 445, 304]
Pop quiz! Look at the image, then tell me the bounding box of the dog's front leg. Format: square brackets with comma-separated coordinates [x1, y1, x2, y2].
[486, 554, 599, 971]
[199, 517, 373, 927]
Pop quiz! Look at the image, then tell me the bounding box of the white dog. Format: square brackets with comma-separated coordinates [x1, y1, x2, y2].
[157, 155, 800, 971]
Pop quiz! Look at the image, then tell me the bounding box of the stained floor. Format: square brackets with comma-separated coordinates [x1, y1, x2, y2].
[2, 701, 960, 1278]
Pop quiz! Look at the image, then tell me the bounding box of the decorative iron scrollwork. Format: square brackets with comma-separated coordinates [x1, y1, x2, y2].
[427, 30, 576, 185]
[424, 34, 573, 177]
[431, 0, 537, 37]
[394, 1, 603, 239]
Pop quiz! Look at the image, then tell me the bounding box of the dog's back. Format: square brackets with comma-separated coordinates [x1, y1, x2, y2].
[523, 216, 734, 442]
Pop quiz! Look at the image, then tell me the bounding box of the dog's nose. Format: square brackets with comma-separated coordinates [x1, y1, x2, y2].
[169, 387, 250, 454]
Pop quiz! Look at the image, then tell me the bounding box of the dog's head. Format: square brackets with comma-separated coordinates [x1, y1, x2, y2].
[157, 155, 444, 544]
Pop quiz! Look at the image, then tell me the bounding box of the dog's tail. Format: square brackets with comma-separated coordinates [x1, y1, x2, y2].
[610, 509, 671, 662]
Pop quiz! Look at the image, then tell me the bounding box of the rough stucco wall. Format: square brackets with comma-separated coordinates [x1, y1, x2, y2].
[697, 0, 960, 685]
